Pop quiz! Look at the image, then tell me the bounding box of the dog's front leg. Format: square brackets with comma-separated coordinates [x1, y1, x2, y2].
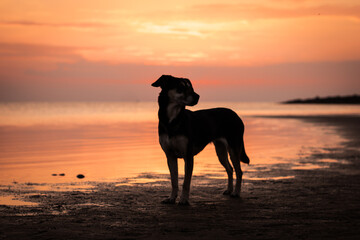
[162, 154, 178, 204]
[179, 155, 194, 205]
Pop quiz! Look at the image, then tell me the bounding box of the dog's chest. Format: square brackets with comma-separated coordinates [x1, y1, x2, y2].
[159, 134, 188, 157]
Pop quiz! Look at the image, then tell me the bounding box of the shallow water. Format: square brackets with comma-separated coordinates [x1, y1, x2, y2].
[0, 102, 359, 187]
[0, 195, 39, 206]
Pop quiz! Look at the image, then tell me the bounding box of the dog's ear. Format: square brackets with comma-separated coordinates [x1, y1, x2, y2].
[151, 75, 172, 88]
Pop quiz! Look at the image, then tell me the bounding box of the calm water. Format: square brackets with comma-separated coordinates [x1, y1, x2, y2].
[1, 102, 359, 185]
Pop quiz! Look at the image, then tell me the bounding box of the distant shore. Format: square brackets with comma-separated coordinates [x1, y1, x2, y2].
[283, 94, 360, 104]
[1, 115, 359, 239]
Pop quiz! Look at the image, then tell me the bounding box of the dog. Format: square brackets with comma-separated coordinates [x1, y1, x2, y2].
[152, 75, 250, 205]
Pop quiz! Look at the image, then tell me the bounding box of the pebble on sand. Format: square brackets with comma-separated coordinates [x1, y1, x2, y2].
[59, 173, 65, 176]
[52, 174, 57, 176]
[77, 174, 85, 179]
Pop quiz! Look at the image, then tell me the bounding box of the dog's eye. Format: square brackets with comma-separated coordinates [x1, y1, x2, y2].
[176, 86, 185, 93]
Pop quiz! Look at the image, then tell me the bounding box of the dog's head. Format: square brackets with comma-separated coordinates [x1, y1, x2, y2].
[152, 75, 199, 106]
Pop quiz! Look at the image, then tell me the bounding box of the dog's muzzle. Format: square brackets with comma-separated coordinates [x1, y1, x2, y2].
[187, 92, 199, 106]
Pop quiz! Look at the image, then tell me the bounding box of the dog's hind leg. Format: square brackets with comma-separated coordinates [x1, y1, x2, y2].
[229, 147, 243, 198]
[214, 140, 234, 195]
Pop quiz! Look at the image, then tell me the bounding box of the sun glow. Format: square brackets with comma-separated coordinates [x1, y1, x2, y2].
[0, 0, 359, 101]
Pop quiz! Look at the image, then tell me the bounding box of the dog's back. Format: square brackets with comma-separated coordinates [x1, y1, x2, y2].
[188, 108, 250, 164]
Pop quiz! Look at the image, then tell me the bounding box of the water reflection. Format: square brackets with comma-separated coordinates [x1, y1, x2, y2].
[0, 102, 356, 186]
[245, 176, 295, 181]
[0, 195, 38, 206]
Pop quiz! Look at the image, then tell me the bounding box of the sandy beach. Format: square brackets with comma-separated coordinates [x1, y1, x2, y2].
[1, 115, 359, 239]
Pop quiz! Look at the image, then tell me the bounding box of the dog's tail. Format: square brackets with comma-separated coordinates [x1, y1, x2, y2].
[238, 118, 250, 164]
[240, 137, 250, 164]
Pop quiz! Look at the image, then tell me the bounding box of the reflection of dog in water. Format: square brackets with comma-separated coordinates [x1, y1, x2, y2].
[152, 75, 250, 205]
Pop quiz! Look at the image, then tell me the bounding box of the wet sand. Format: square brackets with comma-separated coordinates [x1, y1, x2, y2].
[1, 115, 360, 239]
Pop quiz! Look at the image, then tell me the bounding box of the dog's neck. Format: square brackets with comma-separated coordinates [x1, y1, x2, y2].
[158, 94, 185, 124]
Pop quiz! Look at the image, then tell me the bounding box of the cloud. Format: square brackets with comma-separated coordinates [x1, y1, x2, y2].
[0, 43, 84, 75]
[0, 20, 111, 29]
[190, 3, 360, 20]
[0, 43, 78, 58]
[136, 22, 206, 37]
[135, 21, 234, 39]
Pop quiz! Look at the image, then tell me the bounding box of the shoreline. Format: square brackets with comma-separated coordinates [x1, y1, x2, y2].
[255, 114, 360, 147]
[282, 95, 360, 104]
[1, 115, 359, 239]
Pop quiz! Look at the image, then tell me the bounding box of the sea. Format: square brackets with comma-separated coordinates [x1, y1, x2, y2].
[0, 102, 359, 186]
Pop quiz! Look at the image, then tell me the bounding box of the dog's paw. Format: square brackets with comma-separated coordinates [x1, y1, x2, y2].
[230, 192, 240, 198]
[161, 198, 176, 204]
[178, 199, 190, 206]
[223, 190, 232, 195]
[178, 196, 190, 206]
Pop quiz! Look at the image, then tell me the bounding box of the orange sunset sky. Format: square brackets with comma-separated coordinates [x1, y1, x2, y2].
[0, 0, 359, 101]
